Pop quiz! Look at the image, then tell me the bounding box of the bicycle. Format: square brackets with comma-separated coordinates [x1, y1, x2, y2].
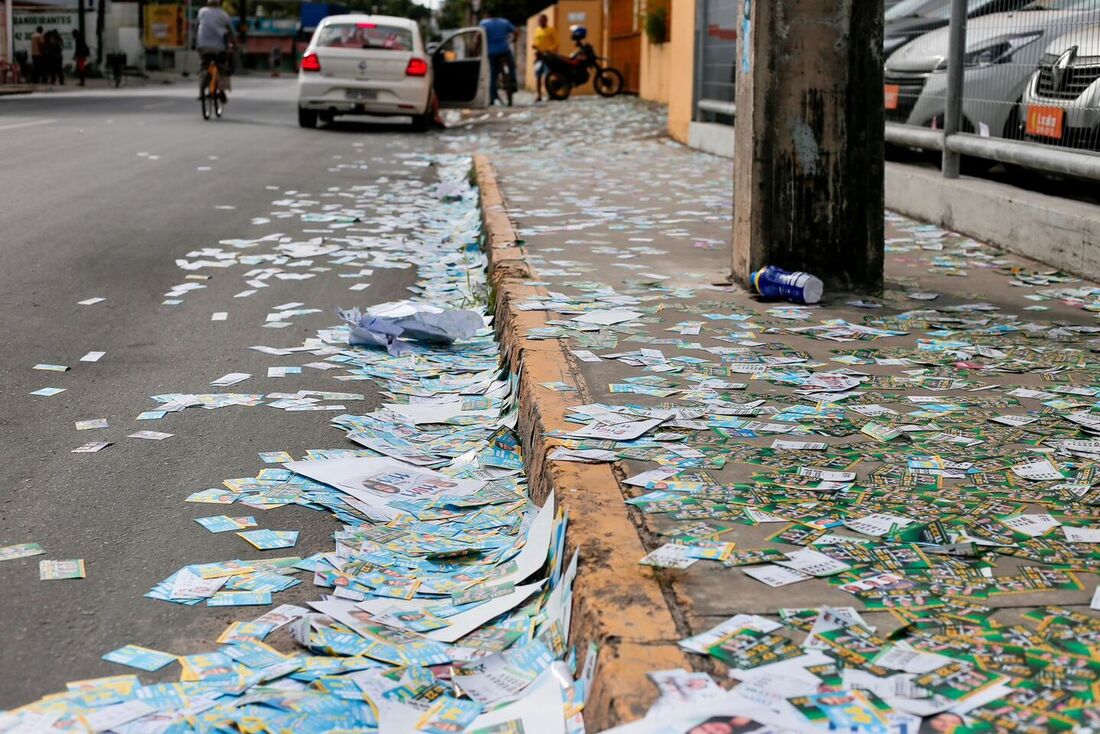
[199, 52, 227, 120]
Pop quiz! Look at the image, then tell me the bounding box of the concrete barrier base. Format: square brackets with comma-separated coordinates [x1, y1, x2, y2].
[885, 162, 1100, 280]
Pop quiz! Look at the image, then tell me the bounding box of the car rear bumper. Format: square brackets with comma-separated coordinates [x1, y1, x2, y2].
[297, 74, 430, 115]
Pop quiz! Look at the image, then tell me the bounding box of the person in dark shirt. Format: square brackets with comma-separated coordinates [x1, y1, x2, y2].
[479, 13, 515, 105]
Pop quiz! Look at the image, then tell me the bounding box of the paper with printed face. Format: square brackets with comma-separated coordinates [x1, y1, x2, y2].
[679, 614, 783, 654]
[284, 456, 484, 521]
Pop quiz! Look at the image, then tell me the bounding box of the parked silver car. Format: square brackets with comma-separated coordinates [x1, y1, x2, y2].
[1019, 24, 1100, 147]
[885, 0, 1100, 139]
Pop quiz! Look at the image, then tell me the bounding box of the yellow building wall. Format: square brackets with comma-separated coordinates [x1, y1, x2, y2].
[525, 0, 604, 96]
[666, 0, 696, 143]
[638, 31, 670, 104]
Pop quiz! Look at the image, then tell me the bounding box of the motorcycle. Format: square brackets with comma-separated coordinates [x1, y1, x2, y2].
[538, 41, 625, 100]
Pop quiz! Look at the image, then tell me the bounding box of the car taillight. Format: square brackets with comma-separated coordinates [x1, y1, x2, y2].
[406, 58, 428, 76]
[301, 53, 321, 72]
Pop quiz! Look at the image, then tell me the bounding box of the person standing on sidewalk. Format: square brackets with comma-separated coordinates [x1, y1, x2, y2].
[72, 30, 90, 86]
[30, 26, 45, 83]
[45, 29, 64, 85]
[531, 14, 557, 103]
[479, 12, 515, 106]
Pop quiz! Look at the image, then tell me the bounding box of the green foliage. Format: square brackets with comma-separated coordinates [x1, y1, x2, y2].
[643, 3, 668, 44]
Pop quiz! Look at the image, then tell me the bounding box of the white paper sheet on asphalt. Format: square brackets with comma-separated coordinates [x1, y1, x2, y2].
[284, 456, 484, 521]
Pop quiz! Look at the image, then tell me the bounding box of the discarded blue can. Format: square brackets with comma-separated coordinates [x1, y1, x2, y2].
[751, 266, 824, 305]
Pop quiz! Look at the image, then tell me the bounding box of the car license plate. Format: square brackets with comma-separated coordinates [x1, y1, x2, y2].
[346, 89, 378, 101]
[1026, 105, 1064, 139]
[884, 84, 900, 111]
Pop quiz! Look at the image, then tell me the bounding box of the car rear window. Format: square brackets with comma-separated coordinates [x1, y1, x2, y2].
[316, 23, 415, 51]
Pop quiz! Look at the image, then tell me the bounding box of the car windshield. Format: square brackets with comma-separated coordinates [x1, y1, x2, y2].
[921, 0, 1009, 20]
[886, 0, 948, 21]
[1022, 0, 1100, 8]
[316, 23, 414, 51]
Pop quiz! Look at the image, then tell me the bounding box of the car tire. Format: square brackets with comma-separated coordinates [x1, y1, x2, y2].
[410, 112, 431, 132]
[298, 107, 318, 129]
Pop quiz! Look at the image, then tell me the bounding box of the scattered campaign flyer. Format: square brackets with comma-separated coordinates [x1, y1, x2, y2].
[39, 559, 86, 581]
[74, 419, 109, 431]
[0, 542, 45, 561]
[284, 457, 484, 521]
[128, 431, 174, 441]
[101, 645, 178, 672]
[72, 442, 111, 453]
[236, 529, 299, 550]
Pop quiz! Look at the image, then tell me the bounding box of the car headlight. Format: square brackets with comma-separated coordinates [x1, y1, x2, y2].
[935, 32, 1042, 70]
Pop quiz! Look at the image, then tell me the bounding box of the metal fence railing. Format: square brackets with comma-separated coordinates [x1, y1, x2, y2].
[884, 0, 1100, 180]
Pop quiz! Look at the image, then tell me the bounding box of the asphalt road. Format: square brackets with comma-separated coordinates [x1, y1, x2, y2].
[0, 77, 478, 706]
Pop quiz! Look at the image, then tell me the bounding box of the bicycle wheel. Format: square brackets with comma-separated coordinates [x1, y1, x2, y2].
[214, 90, 224, 118]
[200, 89, 212, 120]
[594, 67, 625, 97]
[545, 72, 571, 101]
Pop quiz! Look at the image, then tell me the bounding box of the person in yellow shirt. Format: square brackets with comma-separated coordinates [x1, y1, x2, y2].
[531, 14, 558, 102]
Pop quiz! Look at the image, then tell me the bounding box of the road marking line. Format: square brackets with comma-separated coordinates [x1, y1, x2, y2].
[0, 118, 57, 131]
[142, 101, 177, 109]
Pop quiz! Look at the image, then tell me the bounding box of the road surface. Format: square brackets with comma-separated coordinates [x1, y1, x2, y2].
[0, 77, 474, 706]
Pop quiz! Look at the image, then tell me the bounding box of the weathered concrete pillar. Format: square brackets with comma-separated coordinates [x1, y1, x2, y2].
[732, 0, 885, 293]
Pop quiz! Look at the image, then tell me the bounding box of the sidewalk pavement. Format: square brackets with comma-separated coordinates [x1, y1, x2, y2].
[480, 98, 1100, 729]
[0, 72, 196, 95]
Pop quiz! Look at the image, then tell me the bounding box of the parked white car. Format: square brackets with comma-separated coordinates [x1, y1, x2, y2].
[1020, 23, 1100, 148]
[884, 0, 1100, 139]
[297, 14, 490, 130]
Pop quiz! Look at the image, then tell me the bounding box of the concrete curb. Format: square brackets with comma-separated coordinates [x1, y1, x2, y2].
[474, 154, 691, 729]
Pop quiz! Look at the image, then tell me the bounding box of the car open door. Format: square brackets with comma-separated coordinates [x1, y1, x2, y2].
[432, 27, 490, 108]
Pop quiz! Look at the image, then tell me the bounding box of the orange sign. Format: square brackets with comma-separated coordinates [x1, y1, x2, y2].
[884, 84, 900, 111]
[145, 4, 186, 48]
[1026, 105, 1064, 139]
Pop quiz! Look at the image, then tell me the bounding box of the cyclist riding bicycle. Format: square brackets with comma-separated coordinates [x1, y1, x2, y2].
[195, 0, 236, 101]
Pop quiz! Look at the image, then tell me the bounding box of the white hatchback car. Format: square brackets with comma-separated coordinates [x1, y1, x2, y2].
[297, 14, 490, 130]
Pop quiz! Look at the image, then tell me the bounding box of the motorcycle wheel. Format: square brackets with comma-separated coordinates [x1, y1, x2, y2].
[545, 72, 572, 101]
[594, 67, 625, 97]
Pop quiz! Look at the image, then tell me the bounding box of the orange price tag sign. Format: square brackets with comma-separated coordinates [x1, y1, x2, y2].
[884, 84, 900, 111]
[1026, 105, 1065, 139]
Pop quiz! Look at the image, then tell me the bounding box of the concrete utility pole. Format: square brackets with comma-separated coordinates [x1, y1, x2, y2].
[4, 0, 12, 65]
[732, 0, 885, 293]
